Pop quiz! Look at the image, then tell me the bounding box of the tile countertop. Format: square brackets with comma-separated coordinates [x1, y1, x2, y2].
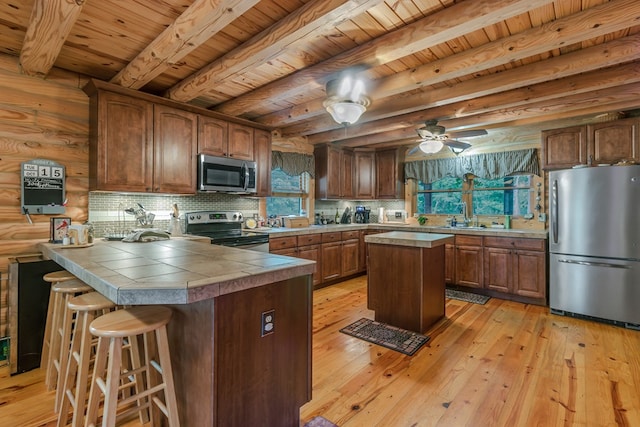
[364, 231, 455, 248]
[38, 238, 315, 306]
[255, 223, 548, 239]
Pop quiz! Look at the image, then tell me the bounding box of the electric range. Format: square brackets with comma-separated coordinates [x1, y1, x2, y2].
[184, 211, 269, 250]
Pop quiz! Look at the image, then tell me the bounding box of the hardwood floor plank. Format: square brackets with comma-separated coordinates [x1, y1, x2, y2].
[1, 275, 639, 427]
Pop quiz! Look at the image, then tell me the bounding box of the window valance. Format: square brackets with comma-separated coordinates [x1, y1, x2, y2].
[271, 151, 315, 178]
[404, 148, 540, 184]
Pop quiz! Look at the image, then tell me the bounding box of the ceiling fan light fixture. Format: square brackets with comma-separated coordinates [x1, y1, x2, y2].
[324, 100, 367, 125]
[418, 140, 444, 154]
[324, 78, 370, 125]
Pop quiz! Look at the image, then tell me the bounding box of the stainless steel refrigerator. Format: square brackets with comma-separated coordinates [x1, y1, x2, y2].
[549, 165, 640, 329]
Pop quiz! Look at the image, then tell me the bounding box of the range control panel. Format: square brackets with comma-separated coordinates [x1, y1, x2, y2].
[185, 211, 244, 224]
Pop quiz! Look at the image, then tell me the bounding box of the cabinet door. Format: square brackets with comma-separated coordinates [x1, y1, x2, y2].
[355, 151, 375, 199]
[153, 104, 197, 194]
[588, 118, 639, 165]
[341, 150, 354, 198]
[541, 126, 587, 170]
[483, 247, 512, 293]
[444, 243, 455, 284]
[341, 239, 359, 276]
[512, 250, 546, 299]
[455, 245, 483, 288]
[198, 116, 228, 157]
[228, 123, 254, 160]
[376, 148, 403, 199]
[297, 245, 321, 287]
[92, 91, 153, 192]
[254, 129, 272, 197]
[321, 242, 342, 281]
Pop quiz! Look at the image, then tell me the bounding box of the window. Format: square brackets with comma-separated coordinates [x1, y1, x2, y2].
[266, 169, 309, 217]
[416, 174, 533, 216]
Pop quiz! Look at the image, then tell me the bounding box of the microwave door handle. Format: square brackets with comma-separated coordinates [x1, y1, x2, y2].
[242, 162, 249, 191]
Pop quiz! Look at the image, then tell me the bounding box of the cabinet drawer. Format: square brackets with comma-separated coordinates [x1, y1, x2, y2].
[455, 235, 483, 247]
[484, 236, 545, 251]
[297, 234, 321, 246]
[269, 236, 297, 250]
[341, 230, 360, 241]
[322, 232, 342, 243]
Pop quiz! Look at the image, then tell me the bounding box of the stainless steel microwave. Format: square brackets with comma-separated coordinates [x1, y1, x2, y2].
[197, 154, 257, 194]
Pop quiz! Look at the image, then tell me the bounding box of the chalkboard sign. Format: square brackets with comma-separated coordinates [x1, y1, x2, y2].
[21, 159, 66, 214]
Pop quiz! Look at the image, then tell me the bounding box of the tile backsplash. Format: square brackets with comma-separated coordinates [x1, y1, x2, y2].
[88, 192, 405, 237]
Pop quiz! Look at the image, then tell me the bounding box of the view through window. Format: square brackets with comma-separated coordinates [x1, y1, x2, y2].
[266, 169, 308, 217]
[417, 174, 533, 216]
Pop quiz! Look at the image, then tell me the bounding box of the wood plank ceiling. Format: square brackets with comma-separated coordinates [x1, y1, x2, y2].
[3, 0, 640, 155]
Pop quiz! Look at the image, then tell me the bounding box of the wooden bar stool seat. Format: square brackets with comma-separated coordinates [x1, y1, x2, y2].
[85, 306, 180, 427]
[57, 292, 117, 427]
[42, 271, 79, 374]
[46, 279, 92, 405]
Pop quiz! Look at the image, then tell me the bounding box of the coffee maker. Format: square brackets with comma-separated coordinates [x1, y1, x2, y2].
[354, 206, 370, 223]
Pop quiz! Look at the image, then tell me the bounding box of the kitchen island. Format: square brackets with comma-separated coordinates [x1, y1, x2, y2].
[365, 231, 454, 334]
[39, 239, 315, 427]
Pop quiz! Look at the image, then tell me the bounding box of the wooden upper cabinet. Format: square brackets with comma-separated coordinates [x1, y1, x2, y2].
[375, 148, 404, 199]
[197, 116, 228, 157]
[90, 90, 153, 192]
[588, 117, 639, 165]
[355, 150, 375, 199]
[341, 149, 354, 199]
[254, 129, 272, 197]
[541, 125, 587, 170]
[153, 104, 198, 194]
[228, 123, 255, 160]
[542, 117, 640, 170]
[314, 145, 342, 199]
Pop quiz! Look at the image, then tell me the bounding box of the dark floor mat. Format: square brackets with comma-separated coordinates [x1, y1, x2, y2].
[340, 318, 429, 356]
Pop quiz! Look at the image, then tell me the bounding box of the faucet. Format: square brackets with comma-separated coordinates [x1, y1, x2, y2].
[460, 201, 470, 226]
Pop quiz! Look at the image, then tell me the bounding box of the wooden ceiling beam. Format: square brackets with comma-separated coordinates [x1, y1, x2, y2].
[212, 0, 553, 116]
[266, 0, 640, 131]
[110, 0, 260, 89]
[19, 0, 86, 77]
[336, 84, 640, 148]
[295, 35, 640, 142]
[166, 0, 387, 102]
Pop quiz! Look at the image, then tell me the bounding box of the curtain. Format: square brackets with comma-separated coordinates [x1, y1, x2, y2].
[404, 148, 540, 184]
[271, 151, 315, 178]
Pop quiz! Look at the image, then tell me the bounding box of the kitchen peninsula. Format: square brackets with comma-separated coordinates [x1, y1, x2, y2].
[38, 239, 315, 427]
[365, 231, 454, 333]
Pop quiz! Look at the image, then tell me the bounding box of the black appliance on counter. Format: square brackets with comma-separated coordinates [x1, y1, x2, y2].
[354, 206, 371, 224]
[184, 211, 269, 251]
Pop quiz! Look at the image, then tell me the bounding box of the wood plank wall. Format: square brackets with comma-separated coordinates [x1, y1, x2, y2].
[0, 53, 90, 336]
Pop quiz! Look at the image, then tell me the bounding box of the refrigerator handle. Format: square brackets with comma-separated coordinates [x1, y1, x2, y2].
[551, 179, 558, 243]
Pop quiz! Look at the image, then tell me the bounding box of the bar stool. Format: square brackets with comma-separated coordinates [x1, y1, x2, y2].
[57, 292, 116, 427]
[42, 271, 78, 372]
[85, 306, 180, 427]
[46, 279, 92, 404]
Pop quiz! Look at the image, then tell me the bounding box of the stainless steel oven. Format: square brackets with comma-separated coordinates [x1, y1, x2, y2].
[184, 211, 268, 252]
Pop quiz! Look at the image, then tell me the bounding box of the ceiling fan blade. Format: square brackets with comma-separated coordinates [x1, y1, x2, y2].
[442, 139, 472, 150]
[407, 144, 421, 156]
[448, 129, 488, 138]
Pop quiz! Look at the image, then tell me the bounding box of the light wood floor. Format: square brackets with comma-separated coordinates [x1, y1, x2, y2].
[2, 275, 639, 426]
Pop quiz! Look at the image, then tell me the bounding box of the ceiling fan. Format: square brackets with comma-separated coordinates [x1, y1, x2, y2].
[408, 120, 488, 155]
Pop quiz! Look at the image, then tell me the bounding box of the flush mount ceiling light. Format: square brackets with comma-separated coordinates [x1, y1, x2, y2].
[324, 76, 370, 125]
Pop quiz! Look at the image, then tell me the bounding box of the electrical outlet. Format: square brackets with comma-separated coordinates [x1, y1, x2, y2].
[261, 310, 275, 337]
[538, 213, 547, 222]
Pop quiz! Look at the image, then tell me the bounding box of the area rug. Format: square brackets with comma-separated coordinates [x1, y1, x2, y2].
[304, 416, 339, 427]
[446, 288, 490, 305]
[339, 318, 430, 356]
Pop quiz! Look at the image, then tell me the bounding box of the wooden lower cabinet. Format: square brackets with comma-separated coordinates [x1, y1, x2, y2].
[341, 238, 359, 276]
[454, 235, 483, 288]
[483, 236, 547, 302]
[297, 244, 321, 286]
[321, 241, 342, 282]
[444, 243, 455, 284]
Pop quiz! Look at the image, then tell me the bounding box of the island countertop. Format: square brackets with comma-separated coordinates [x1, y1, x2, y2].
[364, 231, 455, 248]
[38, 239, 315, 305]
